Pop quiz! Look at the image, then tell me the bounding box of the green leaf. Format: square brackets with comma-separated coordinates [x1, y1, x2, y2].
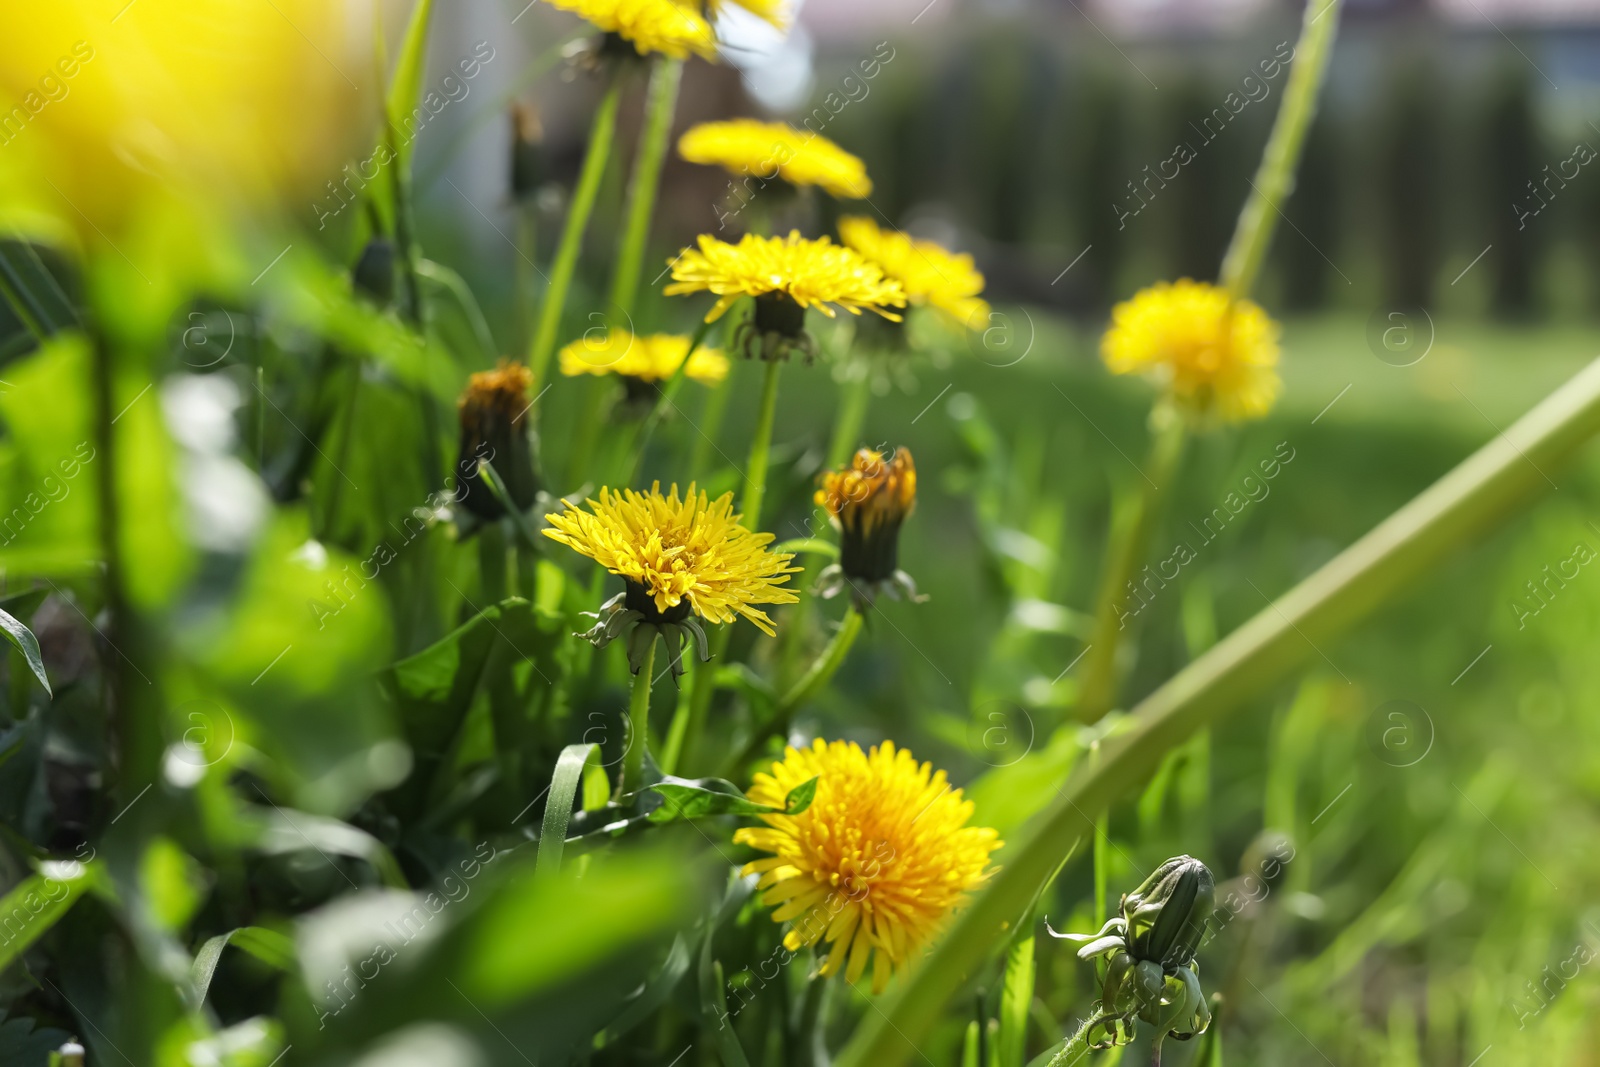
[602, 933, 693, 1043]
[191, 926, 294, 1006]
[771, 537, 838, 559]
[646, 775, 818, 824]
[537, 744, 599, 879]
[997, 910, 1035, 1067]
[251, 808, 408, 889]
[0, 859, 98, 974]
[0, 607, 48, 696]
[385, 0, 437, 181]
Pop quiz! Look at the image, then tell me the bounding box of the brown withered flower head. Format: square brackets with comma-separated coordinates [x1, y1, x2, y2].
[456, 360, 542, 523]
[814, 447, 921, 607]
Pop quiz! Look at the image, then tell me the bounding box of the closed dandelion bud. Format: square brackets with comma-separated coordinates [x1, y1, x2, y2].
[456, 361, 542, 522]
[352, 236, 397, 306]
[1122, 855, 1215, 968]
[509, 101, 546, 202]
[814, 448, 922, 607]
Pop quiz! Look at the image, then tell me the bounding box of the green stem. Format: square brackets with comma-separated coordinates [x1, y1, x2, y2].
[827, 362, 872, 468]
[1044, 1011, 1104, 1067]
[479, 521, 508, 603]
[726, 605, 863, 776]
[832, 355, 1600, 1067]
[623, 316, 715, 485]
[678, 356, 786, 772]
[743, 358, 784, 529]
[777, 362, 870, 692]
[1076, 411, 1186, 722]
[528, 75, 624, 386]
[690, 375, 734, 480]
[1219, 0, 1344, 299]
[620, 636, 657, 800]
[609, 58, 683, 318]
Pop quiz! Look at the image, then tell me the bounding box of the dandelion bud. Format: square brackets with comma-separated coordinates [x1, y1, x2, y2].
[814, 448, 921, 607]
[456, 361, 542, 522]
[1122, 855, 1215, 969]
[509, 101, 546, 202]
[351, 237, 397, 306]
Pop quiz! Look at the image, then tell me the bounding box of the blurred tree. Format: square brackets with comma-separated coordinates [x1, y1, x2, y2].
[1484, 64, 1540, 318]
[1379, 59, 1441, 309]
[1166, 75, 1231, 285]
[1281, 108, 1340, 310]
[1075, 68, 1127, 308]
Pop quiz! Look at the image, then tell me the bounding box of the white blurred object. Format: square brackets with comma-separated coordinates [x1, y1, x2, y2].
[162, 374, 269, 553]
[718, 4, 817, 113]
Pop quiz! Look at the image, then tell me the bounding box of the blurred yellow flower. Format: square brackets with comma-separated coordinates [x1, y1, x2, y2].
[544, 0, 717, 59]
[734, 739, 1001, 994]
[559, 329, 728, 385]
[1101, 280, 1281, 422]
[665, 231, 905, 324]
[543, 483, 798, 635]
[0, 0, 367, 241]
[678, 120, 872, 199]
[837, 216, 990, 329]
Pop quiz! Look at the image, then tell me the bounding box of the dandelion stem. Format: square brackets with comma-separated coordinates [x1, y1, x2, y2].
[1076, 410, 1186, 722]
[620, 636, 657, 799]
[528, 74, 624, 387]
[743, 357, 784, 530]
[676, 357, 786, 771]
[832, 354, 1600, 1067]
[609, 57, 683, 319]
[827, 360, 872, 469]
[725, 605, 863, 776]
[1219, 0, 1344, 299]
[1044, 1010, 1105, 1067]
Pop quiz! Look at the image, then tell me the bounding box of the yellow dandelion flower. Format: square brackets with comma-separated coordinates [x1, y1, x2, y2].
[678, 120, 872, 199]
[734, 739, 1001, 994]
[1101, 280, 1281, 423]
[837, 216, 990, 328]
[559, 329, 729, 385]
[665, 231, 906, 328]
[457, 361, 541, 520]
[814, 448, 920, 604]
[544, 483, 798, 636]
[543, 0, 717, 59]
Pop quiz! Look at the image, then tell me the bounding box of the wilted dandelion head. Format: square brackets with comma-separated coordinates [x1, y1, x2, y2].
[734, 739, 1001, 994]
[678, 120, 872, 199]
[837, 217, 990, 329]
[457, 361, 540, 520]
[559, 329, 728, 385]
[543, 483, 798, 634]
[543, 0, 717, 59]
[814, 448, 921, 605]
[1100, 280, 1281, 423]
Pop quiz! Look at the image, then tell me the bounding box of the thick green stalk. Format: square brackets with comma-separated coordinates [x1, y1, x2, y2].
[1076, 413, 1185, 721]
[742, 358, 784, 530]
[528, 76, 624, 386]
[1219, 0, 1344, 299]
[725, 605, 863, 776]
[609, 58, 683, 318]
[620, 637, 657, 799]
[679, 355, 785, 772]
[833, 357, 1600, 1067]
